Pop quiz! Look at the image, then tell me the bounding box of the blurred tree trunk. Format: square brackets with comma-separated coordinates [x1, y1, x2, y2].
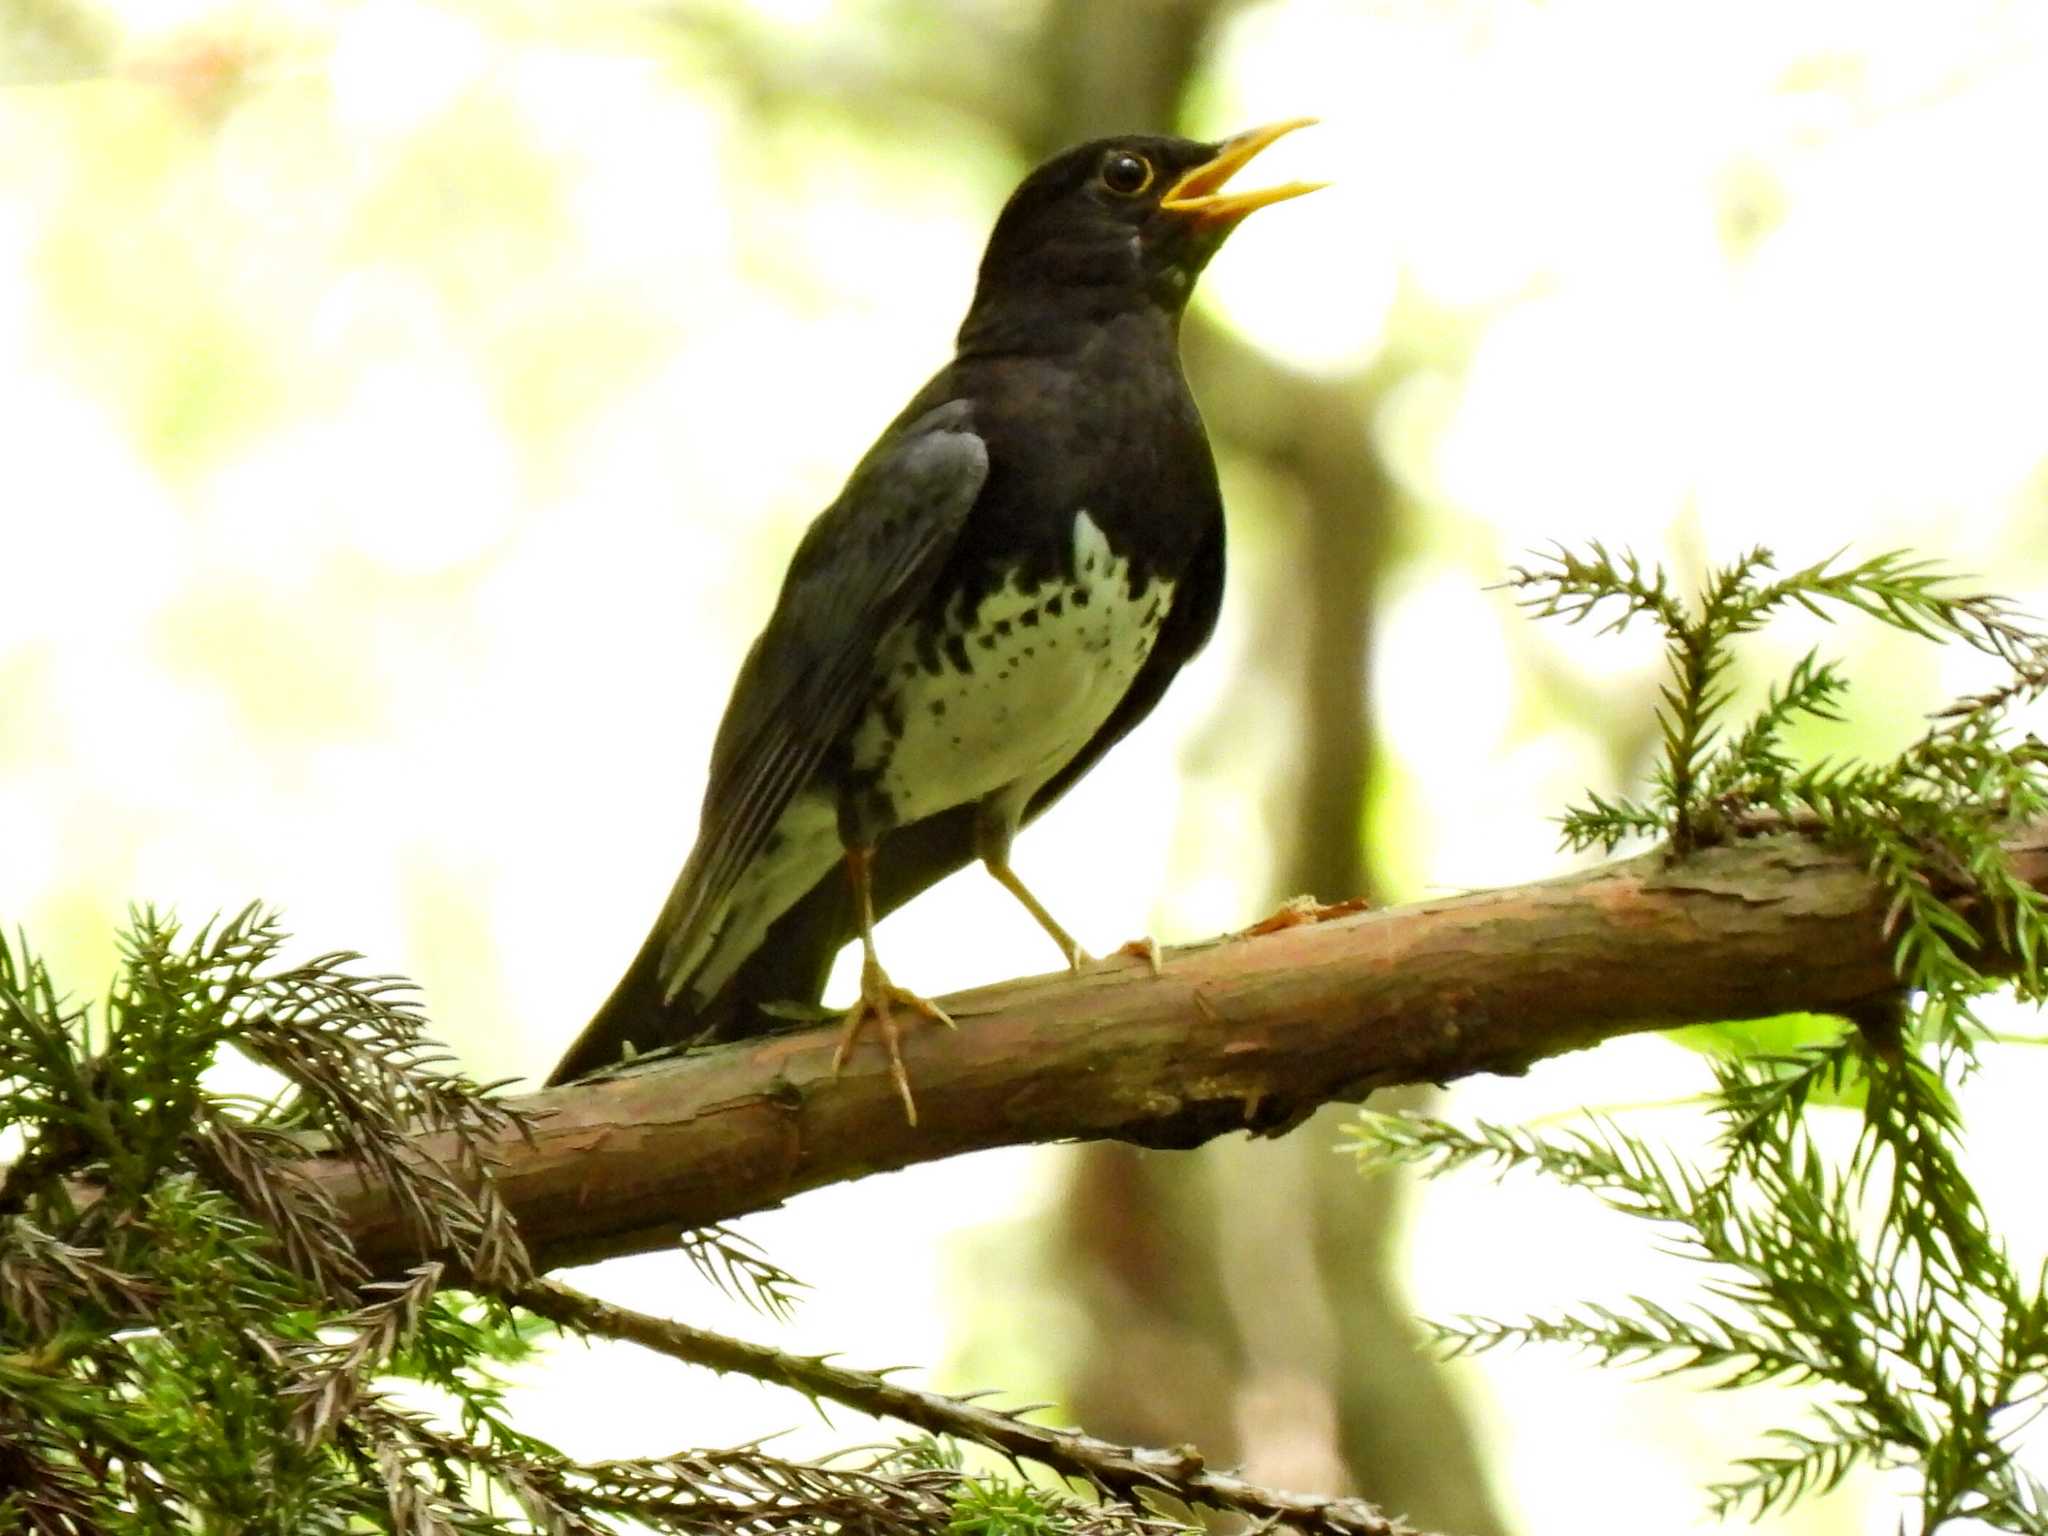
[1050, 356, 1508, 1535]
[1013, 6, 1513, 1532]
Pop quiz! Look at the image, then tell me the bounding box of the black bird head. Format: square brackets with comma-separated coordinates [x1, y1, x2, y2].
[960, 119, 1324, 352]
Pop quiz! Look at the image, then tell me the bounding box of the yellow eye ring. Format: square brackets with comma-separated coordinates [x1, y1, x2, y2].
[1099, 150, 1154, 197]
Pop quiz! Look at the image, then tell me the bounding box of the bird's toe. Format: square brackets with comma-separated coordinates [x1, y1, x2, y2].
[1112, 935, 1165, 977]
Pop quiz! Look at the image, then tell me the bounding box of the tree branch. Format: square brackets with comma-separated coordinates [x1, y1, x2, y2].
[512, 1278, 1426, 1536]
[305, 826, 2048, 1279]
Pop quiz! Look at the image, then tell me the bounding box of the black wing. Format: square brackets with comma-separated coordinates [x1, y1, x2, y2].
[671, 401, 988, 964]
[548, 402, 987, 1082]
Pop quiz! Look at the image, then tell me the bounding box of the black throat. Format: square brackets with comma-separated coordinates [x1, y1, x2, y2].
[955, 232, 1192, 361]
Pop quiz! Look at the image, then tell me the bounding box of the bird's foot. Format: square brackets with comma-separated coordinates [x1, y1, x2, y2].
[832, 957, 954, 1126]
[1111, 935, 1164, 977]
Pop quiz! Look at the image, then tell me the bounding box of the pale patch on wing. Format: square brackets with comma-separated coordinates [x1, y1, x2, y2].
[666, 791, 842, 1006]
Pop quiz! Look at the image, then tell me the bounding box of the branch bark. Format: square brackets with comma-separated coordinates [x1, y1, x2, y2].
[308, 827, 2048, 1279]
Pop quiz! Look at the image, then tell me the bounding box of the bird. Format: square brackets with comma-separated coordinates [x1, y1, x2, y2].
[548, 121, 1324, 1119]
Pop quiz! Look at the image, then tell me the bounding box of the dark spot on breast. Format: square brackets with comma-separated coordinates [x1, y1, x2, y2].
[945, 634, 972, 672]
[929, 699, 947, 719]
[1019, 608, 1040, 628]
[1045, 594, 1065, 618]
[1072, 589, 1091, 609]
[1143, 598, 1163, 623]
[977, 633, 997, 651]
[993, 618, 1012, 637]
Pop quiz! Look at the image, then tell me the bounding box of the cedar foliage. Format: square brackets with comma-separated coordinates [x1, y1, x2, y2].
[1352, 546, 2048, 1532]
[0, 908, 1175, 1534]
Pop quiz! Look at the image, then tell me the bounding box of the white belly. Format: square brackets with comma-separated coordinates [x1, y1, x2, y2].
[850, 510, 1174, 823]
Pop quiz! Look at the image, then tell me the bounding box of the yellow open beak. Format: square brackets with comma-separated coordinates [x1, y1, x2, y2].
[1160, 117, 1327, 225]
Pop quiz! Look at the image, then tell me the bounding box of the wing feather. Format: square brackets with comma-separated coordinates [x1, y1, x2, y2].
[653, 401, 989, 994]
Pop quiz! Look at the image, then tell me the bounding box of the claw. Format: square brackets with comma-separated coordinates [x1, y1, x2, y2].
[832, 953, 953, 1125]
[1113, 936, 1164, 976]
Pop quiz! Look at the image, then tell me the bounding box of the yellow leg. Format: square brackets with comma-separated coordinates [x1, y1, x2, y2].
[983, 857, 1093, 971]
[831, 845, 952, 1125]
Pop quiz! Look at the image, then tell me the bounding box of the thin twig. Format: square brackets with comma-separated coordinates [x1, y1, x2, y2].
[511, 1277, 1429, 1536]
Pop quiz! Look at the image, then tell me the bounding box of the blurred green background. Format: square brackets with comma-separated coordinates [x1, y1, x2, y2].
[8, 1, 2048, 1530]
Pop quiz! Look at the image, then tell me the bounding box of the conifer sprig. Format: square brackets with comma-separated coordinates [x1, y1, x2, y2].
[1508, 544, 2048, 860]
[1361, 542, 2048, 1532]
[0, 911, 1269, 1535]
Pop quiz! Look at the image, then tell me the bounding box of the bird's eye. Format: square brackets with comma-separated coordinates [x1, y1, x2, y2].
[1099, 151, 1154, 197]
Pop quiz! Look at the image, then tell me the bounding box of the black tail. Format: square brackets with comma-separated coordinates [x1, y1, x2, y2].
[545, 804, 986, 1086]
[545, 912, 705, 1085]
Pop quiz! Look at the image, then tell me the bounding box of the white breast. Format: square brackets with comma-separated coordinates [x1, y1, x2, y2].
[851, 510, 1174, 824]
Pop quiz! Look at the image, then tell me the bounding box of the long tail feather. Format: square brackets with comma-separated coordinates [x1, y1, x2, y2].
[545, 805, 985, 1086]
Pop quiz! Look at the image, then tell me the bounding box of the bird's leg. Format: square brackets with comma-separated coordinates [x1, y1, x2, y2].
[984, 859, 1092, 969]
[831, 843, 953, 1125]
[974, 805, 1092, 970]
[975, 804, 1169, 976]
